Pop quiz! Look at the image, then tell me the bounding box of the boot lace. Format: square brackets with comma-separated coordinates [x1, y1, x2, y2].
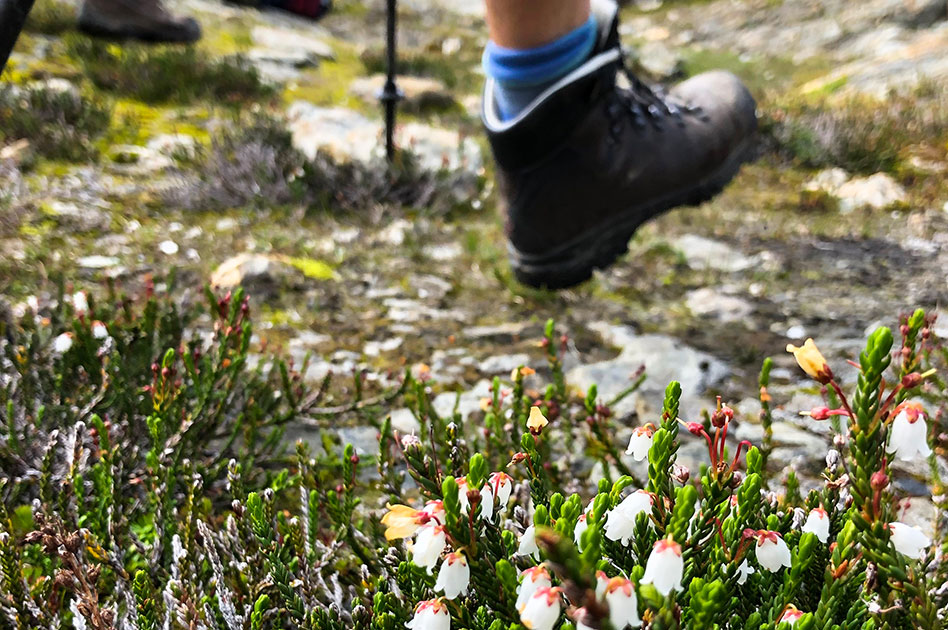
[605, 49, 706, 141]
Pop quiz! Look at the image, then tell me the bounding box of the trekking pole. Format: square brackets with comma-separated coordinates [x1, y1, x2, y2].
[0, 0, 35, 75]
[378, 0, 402, 163]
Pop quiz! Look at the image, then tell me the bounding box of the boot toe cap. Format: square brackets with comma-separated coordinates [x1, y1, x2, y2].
[672, 70, 758, 137]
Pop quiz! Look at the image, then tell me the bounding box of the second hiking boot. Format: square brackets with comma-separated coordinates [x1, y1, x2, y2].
[79, 0, 202, 44]
[482, 0, 757, 289]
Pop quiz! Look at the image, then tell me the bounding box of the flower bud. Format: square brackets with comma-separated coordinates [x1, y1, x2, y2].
[900, 372, 923, 389]
[807, 406, 831, 421]
[870, 469, 889, 491]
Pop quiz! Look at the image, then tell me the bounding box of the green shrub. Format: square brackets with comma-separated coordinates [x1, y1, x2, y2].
[0, 83, 110, 162]
[1, 286, 945, 629]
[23, 0, 77, 35]
[65, 36, 273, 104]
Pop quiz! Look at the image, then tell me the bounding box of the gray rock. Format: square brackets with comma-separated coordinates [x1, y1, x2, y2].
[898, 0, 947, 27]
[108, 145, 173, 174]
[45, 200, 110, 232]
[685, 287, 754, 322]
[636, 41, 682, 79]
[364, 337, 404, 357]
[287, 103, 482, 174]
[432, 380, 493, 420]
[835, 173, 907, 213]
[674, 234, 756, 272]
[250, 25, 335, 62]
[567, 322, 729, 419]
[463, 322, 532, 342]
[479, 353, 532, 375]
[147, 133, 199, 160]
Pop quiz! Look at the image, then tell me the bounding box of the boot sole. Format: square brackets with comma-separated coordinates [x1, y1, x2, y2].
[508, 136, 756, 289]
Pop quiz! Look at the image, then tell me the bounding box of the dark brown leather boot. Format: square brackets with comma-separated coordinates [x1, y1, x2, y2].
[482, 0, 757, 289]
[78, 0, 201, 43]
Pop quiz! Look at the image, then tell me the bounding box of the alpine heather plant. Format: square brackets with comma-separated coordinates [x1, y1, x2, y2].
[1, 293, 947, 630]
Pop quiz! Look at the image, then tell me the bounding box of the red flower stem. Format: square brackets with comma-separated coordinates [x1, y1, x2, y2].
[829, 380, 856, 425]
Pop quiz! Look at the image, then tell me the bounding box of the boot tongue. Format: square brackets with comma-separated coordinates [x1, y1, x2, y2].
[590, 0, 621, 54]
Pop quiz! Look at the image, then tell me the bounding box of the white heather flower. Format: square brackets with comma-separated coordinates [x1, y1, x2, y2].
[604, 577, 642, 629]
[736, 559, 755, 585]
[406, 599, 450, 630]
[91, 321, 109, 340]
[435, 551, 470, 600]
[411, 525, 446, 574]
[625, 425, 654, 462]
[779, 606, 804, 626]
[595, 570, 609, 599]
[72, 291, 89, 316]
[423, 500, 446, 524]
[479, 485, 495, 521]
[572, 608, 595, 630]
[802, 507, 830, 543]
[53, 332, 74, 354]
[489, 472, 514, 507]
[887, 402, 932, 461]
[585, 497, 596, 514]
[755, 531, 792, 572]
[574, 514, 589, 550]
[516, 566, 551, 611]
[516, 525, 540, 560]
[888, 522, 930, 560]
[604, 490, 653, 546]
[520, 586, 561, 630]
[456, 479, 492, 520]
[641, 538, 683, 596]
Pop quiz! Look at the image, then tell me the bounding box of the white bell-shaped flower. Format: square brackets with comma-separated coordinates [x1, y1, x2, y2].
[802, 507, 830, 543]
[423, 500, 446, 524]
[572, 608, 595, 630]
[604, 490, 653, 546]
[604, 577, 642, 629]
[516, 525, 540, 560]
[72, 291, 89, 316]
[516, 566, 551, 611]
[595, 571, 609, 600]
[435, 551, 470, 600]
[520, 586, 561, 630]
[411, 525, 447, 574]
[641, 538, 683, 596]
[755, 531, 792, 572]
[91, 321, 109, 340]
[888, 522, 931, 560]
[574, 514, 589, 550]
[736, 559, 755, 585]
[53, 332, 74, 354]
[779, 605, 804, 626]
[406, 599, 450, 630]
[489, 472, 514, 507]
[456, 478, 493, 520]
[625, 425, 654, 462]
[887, 403, 932, 462]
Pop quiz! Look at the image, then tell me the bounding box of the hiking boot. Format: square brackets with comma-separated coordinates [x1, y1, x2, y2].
[482, 0, 758, 289]
[78, 0, 202, 44]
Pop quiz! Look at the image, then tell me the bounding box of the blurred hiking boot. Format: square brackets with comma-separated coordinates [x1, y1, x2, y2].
[260, 0, 332, 20]
[78, 0, 202, 43]
[482, 0, 758, 289]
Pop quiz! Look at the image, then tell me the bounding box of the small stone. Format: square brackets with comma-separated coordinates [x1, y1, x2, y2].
[216, 217, 239, 231]
[685, 287, 753, 322]
[159, 240, 179, 255]
[45, 200, 110, 232]
[108, 145, 173, 173]
[834, 173, 907, 213]
[636, 41, 682, 79]
[78, 255, 120, 269]
[364, 337, 404, 357]
[674, 234, 755, 272]
[209, 253, 296, 295]
[250, 25, 335, 61]
[423, 242, 462, 262]
[803, 167, 850, 194]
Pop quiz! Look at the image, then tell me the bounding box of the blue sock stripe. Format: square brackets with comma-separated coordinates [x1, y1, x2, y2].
[482, 15, 597, 86]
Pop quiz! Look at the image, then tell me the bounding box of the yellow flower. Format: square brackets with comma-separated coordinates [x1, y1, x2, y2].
[511, 366, 537, 381]
[786, 338, 832, 384]
[527, 406, 549, 434]
[381, 503, 424, 540]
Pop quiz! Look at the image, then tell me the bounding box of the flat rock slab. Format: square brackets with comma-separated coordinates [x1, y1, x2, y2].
[287, 103, 482, 174]
[250, 25, 335, 62]
[674, 234, 756, 272]
[567, 322, 729, 420]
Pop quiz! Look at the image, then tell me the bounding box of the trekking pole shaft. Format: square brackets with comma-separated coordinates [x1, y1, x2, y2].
[0, 0, 35, 74]
[380, 0, 400, 162]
